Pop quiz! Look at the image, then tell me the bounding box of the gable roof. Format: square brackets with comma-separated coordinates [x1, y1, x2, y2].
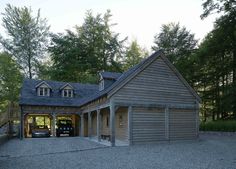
[20, 79, 98, 107]
[100, 71, 122, 80]
[78, 50, 201, 107]
[59, 83, 74, 90]
[20, 50, 201, 108]
[35, 81, 52, 89]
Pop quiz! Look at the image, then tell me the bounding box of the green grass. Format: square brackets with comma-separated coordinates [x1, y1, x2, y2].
[200, 120, 236, 132]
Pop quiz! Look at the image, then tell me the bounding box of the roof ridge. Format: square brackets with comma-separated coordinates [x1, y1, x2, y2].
[23, 78, 98, 87]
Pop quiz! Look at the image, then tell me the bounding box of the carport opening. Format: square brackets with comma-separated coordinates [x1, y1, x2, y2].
[56, 114, 79, 137]
[25, 114, 51, 138]
[24, 114, 80, 138]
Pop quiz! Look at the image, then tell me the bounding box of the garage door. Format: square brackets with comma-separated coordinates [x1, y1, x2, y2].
[132, 107, 165, 144]
[169, 108, 197, 140]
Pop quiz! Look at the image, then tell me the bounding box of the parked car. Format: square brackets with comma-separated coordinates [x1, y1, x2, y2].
[56, 120, 74, 137]
[32, 125, 50, 138]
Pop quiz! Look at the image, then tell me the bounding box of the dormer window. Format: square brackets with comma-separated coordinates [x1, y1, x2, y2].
[60, 83, 74, 98]
[38, 87, 50, 96]
[63, 89, 73, 97]
[36, 81, 51, 97]
[99, 71, 122, 91]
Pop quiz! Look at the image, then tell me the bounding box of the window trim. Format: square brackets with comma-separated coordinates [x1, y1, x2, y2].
[38, 87, 50, 96]
[62, 89, 73, 98]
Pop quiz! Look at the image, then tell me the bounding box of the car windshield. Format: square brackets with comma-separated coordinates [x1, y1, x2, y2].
[58, 120, 72, 125]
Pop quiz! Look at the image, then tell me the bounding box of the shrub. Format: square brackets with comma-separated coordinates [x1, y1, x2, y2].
[200, 120, 236, 132]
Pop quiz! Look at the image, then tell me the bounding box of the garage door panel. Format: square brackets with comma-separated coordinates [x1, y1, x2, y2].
[169, 108, 196, 140]
[132, 107, 166, 144]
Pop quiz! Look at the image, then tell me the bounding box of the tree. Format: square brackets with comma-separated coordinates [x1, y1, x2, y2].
[123, 40, 148, 71]
[48, 31, 85, 82]
[201, 0, 236, 19]
[152, 23, 198, 64]
[0, 52, 22, 114]
[200, 0, 236, 118]
[0, 4, 50, 79]
[48, 10, 126, 83]
[77, 10, 126, 73]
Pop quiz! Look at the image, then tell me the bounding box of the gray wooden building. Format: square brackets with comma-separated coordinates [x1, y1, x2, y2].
[19, 50, 201, 146]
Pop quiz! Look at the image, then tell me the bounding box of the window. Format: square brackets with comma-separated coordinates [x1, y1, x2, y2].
[119, 115, 123, 127]
[106, 115, 109, 127]
[62, 89, 73, 98]
[38, 87, 50, 96]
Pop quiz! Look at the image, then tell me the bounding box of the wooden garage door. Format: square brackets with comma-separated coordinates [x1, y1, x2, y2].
[132, 107, 165, 144]
[169, 108, 197, 140]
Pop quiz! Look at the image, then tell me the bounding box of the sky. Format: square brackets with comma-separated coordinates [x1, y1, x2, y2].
[0, 0, 218, 51]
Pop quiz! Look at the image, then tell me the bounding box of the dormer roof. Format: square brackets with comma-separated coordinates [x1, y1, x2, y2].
[59, 83, 74, 90]
[99, 71, 122, 80]
[35, 81, 52, 89]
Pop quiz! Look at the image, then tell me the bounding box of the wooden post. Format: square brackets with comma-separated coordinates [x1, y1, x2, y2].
[165, 106, 169, 140]
[52, 113, 56, 137]
[20, 106, 24, 140]
[128, 106, 132, 145]
[80, 114, 84, 137]
[88, 112, 92, 138]
[97, 109, 101, 142]
[110, 102, 115, 146]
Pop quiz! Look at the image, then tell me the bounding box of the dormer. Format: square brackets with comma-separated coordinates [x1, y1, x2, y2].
[99, 72, 122, 91]
[35, 81, 52, 97]
[60, 83, 74, 98]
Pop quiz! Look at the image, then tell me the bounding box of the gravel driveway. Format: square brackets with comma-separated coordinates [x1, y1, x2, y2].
[0, 134, 236, 169]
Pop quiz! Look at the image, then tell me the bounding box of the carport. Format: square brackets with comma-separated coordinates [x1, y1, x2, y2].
[20, 105, 80, 138]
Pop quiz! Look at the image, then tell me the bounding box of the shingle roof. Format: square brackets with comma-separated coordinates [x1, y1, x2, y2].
[19, 79, 98, 107]
[20, 51, 163, 107]
[100, 71, 122, 80]
[21, 50, 201, 108]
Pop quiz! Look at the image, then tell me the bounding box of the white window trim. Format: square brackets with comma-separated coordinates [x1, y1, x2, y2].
[38, 87, 50, 96]
[62, 89, 73, 98]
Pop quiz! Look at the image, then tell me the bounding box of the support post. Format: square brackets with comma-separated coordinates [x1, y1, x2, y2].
[80, 114, 84, 137]
[128, 106, 132, 145]
[110, 102, 115, 146]
[165, 106, 169, 140]
[52, 113, 56, 137]
[97, 109, 101, 142]
[88, 112, 92, 138]
[20, 106, 24, 140]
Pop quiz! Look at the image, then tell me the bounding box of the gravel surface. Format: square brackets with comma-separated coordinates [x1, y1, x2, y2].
[0, 135, 236, 169]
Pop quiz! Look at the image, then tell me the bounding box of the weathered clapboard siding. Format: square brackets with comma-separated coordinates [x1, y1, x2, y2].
[112, 57, 195, 105]
[91, 113, 97, 136]
[115, 107, 128, 142]
[132, 107, 166, 144]
[169, 108, 197, 140]
[101, 109, 110, 136]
